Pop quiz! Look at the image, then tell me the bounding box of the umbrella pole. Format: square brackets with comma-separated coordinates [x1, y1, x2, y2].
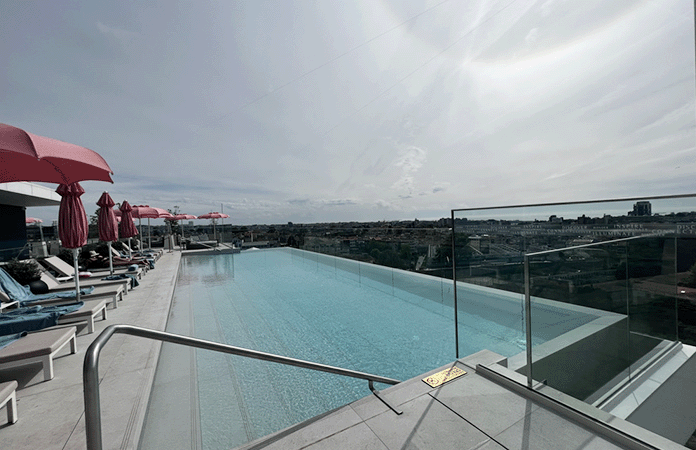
[108, 242, 114, 275]
[128, 237, 132, 259]
[138, 219, 143, 251]
[148, 218, 152, 249]
[73, 248, 81, 302]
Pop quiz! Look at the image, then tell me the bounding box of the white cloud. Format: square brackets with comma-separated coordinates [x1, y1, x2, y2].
[2, 1, 693, 224]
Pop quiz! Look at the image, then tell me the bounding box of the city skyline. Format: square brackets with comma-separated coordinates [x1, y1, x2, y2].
[3, 0, 695, 225]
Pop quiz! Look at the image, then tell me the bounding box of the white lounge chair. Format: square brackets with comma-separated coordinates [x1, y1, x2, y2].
[41, 256, 145, 281]
[0, 380, 18, 423]
[0, 327, 77, 381]
[40, 270, 129, 300]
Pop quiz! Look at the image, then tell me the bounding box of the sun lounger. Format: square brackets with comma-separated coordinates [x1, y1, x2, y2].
[1, 298, 19, 313]
[123, 242, 163, 260]
[0, 380, 18, 423]
[55, 299, 108, 334]
[39, 269, 130, 297]
[0, 299, 107, 335]
[41, 256, 145, 280]
[0, 326, 77, 381]
[0, 267, 121, 310]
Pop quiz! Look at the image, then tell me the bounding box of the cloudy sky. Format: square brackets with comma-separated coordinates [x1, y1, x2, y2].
[2, 0, 695, 225]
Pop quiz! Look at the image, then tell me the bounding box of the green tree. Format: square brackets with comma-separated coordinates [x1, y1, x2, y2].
[434, 232, 470, 264]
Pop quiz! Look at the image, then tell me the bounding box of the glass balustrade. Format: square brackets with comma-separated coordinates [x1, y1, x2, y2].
[452, 194, 696, 405]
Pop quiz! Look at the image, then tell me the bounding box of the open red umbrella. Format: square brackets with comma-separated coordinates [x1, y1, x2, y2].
[118, 201, 139, 259]
[198, 212, 230, 243]
[97, 192, 119, 275]
[128, 205, 158, 251]
[131, 205, 172, 249]
[0, 123, 113, 184]
[57, 182, 89, 301]
[165, 214, 197, 242]
[25, 217, 45, 246]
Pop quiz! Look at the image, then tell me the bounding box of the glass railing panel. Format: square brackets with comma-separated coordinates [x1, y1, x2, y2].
[526, 240, 633, 401]
[453, 194, 696, 404]
[356, 260, 393, 295]
[334, 253, 360, 283]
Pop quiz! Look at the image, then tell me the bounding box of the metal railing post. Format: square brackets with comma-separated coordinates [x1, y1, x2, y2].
[451, 210, 459, 359]
[83, 325, 118, 450]
[524, 254, 533, 388]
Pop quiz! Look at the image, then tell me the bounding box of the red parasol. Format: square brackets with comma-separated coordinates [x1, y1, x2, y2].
[25, 217, 45, 244]
[131, 205, 171, 249]
[97, 192, 119, 274]
[198, 212, 230, 243]
[56, 182, 89, 300]
[118, 201, 139, 238]
[118, 201, 139, 258]
[0, 123, 113, 184]
[165, 214, 197, 240]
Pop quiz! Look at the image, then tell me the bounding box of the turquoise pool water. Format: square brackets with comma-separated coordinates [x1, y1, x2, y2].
[143, 248, 590, 449]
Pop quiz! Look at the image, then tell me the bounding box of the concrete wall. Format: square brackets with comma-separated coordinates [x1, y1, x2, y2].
[626, 346, 696, 444]
[511, 316, 661, 401]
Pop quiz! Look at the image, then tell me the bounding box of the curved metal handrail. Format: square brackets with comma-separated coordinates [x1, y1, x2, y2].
[83, 324, 401, 450]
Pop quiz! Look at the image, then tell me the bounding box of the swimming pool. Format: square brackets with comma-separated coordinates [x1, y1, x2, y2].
[140, 248, 597, 449]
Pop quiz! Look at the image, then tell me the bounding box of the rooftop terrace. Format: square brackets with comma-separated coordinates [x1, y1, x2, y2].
[0, 246, 693, 449]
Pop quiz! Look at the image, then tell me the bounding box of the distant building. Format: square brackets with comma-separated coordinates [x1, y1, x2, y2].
[629, 201, 652, 216]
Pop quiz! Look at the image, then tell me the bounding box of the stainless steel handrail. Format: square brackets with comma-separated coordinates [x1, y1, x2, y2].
[83, 324, 401, 450]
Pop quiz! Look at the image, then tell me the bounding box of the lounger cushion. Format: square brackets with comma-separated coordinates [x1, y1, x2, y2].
[0, 327, 76, 362]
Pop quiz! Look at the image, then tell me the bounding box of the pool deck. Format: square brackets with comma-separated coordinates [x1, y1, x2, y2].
[0, 248, 689, 449]
[0, 249, 181, 449]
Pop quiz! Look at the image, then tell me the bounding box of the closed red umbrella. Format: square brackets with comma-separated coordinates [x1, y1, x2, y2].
[97, 192, 119, 275]
[0, 123, 113, 184]
[56, 182, 89, 301]
[118, 201, 139, 259]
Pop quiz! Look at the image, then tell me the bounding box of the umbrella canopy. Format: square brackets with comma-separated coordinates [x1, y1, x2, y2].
[198, 212, 230, 219]
[57, 183, 88, 249]
[117, 201, 139, 238]
[114, 200, 138, 238]
[198, 212, 230, 243]
[97, 192, 119, 275]
[131, 205, 161, 219]
[56, 182, 89, 301]
[26, 217, 45, 244]
[165, 214, 197, 240]
[166, 214, 198, 221]
[0, 123, 113, 184]
[118, 201, 139, 259]
[130, 205, 172, 249]
[96, 192, 118, 242]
